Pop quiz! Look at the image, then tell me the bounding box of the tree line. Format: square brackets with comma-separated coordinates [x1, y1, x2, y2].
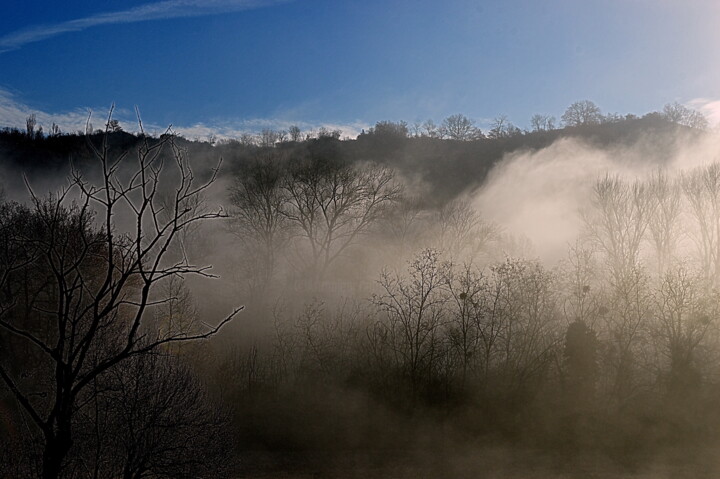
[4, 100, 709, 146]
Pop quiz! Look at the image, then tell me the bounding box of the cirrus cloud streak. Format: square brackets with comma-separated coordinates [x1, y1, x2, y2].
[0, 0, 291, 53]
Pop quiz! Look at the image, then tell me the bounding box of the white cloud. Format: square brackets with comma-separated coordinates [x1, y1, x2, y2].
[0, 86, 369, 140]
[0, 0, 291, 53]
[0, 88, 96, 133]
[172, 119, 369, 141]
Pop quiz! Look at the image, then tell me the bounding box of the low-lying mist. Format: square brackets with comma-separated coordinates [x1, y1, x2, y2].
[473, 131, 720, 262]
[5, 122, 720, 477]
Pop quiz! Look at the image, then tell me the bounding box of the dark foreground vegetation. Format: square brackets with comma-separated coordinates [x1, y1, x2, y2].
[3, 103, 720, 478]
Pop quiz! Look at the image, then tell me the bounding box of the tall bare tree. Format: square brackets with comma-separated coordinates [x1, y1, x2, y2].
[682, 163, 720, 285]
[229, 152, 291, 292]
[371, 249, 450, 399]
[653, 267, 717, 396]
[282, 157, 401, 281]
[647, 170, 682, 275]
[0, 111, 241, 479]
[582, 174, 654, 286]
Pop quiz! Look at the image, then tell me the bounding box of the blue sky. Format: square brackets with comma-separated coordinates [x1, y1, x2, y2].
[1, 0, 720, 138]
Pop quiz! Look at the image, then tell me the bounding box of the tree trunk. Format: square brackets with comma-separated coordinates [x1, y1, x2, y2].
[42, 433, 72, 479]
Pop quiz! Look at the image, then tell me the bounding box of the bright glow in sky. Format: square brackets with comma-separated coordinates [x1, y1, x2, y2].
[1, 0, 720, 135]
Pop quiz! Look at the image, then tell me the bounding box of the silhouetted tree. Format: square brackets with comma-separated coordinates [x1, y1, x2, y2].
[78, 352, 234, 479]
[229, 152, 291, 293]
[105, 119, 122, 132]
[530, 114, 555, 132]
[26, 114, 37, 139]
[0, 113, 240, 479]
[487, 115, 522, 139]
[366, 121, 409, 139]
[602, 267, 652, 405]
[422, 119, 439, 138]
[491, 259, 558, 395]
[282, 157, 401, 281]
[317, 127, 342, 140]
[371, 249, 450, 400]
[444, 264, 488, 388]
[440, 114, 479, 140]
[260, 128, 282, 147]
[289, 125, 302, 142]
[561, 100, 603, 127]
[653, 267, 716, 398]
[662, 102, 709, 130]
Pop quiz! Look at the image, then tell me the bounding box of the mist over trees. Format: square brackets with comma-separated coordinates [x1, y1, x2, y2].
[0, 121, 239, 478]
[2, 101, 720, 477]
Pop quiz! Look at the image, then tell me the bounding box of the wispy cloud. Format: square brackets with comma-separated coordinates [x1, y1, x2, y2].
[0, 0, 291, 53]
[0, 86, 368, 139]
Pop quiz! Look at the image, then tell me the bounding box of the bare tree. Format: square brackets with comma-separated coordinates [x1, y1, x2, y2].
[380, 195, 427, 258]
[282, 158, 401, 281]
[433, 198, 498, 261]
[561, 100, 603, 127]
[601, 267, 652, 405]
[410, 121, 423, 138]
[652, 267, 716, 396]
[647, 170, 682, 275]
[260, 129, 281, 148]
[487, 115, 521, 139]
[76, 351, 233, 479]
[229, 152, 291, 292]
[530, 114, 555, 132]
[0, 110, 241, 479]
[289, 125, 302, 142]
[559, 241, 605, 329]
[440, 114, 479, 141]
[26, 114, 37, 139]
[682, 163, 720, 284]
[317, 127, 342, 140]
[582, 174, 654, 285]
[491, 259, 558, 393]
[444, 263, 489, 388]
[238, 132, 258, 147]
[422, 119, 439, 138]
[371, 249, 450, 399]
[662, 102, 709, 130]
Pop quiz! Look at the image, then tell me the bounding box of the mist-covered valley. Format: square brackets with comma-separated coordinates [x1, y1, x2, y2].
[3, 106, 720, 478]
